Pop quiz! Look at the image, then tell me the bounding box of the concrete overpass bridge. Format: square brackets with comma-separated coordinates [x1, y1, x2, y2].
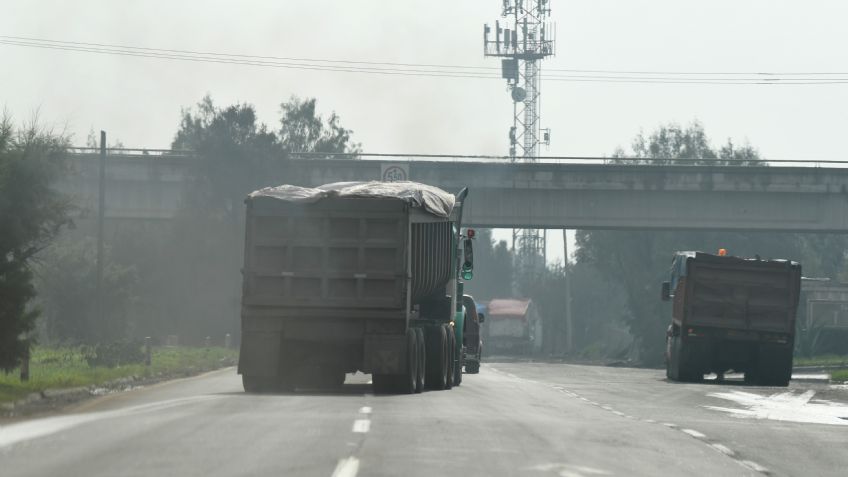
[62, 151, 848, 232]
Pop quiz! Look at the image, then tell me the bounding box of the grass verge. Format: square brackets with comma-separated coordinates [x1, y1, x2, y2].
[794, 354, 848, 368]
[830, 369, 848, 384]
[0, 346, 237, 404]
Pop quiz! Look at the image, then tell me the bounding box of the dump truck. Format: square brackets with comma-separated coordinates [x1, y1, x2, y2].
[238, 181, 477, 394]
[662, 251, 802, 386]
[483, 298, 541, 355]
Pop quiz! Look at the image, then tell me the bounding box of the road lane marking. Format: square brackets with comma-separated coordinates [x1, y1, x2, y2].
[331, 456, 360, 477]
[740, 460, 769, 473]
[486, 365, 771, 475]
[358, 406, 371, 415]
[352, 419, 370, 433]
[709, 443, 735, 456]
[681, 429, 706, 439]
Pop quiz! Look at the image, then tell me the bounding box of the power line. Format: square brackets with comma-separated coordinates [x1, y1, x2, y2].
[4, 34, 846, 77]
[3, 35, 848, 85]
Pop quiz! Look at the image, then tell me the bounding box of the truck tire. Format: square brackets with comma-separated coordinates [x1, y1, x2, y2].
[667, 336, 681, 381]
[373, 329, 418, 394]
[668, 336, 703, 383]
[465, 360, 480, 374]
[753, 345, 792, 387]
[453, 344, 463, 386]
[425, 325, 449, 390]
[414, 328, 425, 393]
[371, 373, 393, 394]
[242, 375, 277, 393]
[444, 325, 455, 390]
[402, 328, 418, 394]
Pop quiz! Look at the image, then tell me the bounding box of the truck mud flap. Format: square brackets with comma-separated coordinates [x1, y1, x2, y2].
[363, 334, 407, 374]
[238, 331, 281, 377]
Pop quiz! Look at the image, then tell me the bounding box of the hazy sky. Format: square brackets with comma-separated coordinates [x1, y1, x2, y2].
[4, 0, 848, 260]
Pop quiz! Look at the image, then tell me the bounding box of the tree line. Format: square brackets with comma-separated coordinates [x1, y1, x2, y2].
[2, 103, 846, 371]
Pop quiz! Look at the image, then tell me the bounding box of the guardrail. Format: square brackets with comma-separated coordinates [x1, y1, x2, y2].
[65, 148, 848, 168]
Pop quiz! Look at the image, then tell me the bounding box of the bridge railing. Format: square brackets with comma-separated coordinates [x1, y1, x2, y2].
[65, 148, 848, 168]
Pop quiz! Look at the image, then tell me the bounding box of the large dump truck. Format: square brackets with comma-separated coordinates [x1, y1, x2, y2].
[662, 251, 802, 386]
[238, 181, 477, 394]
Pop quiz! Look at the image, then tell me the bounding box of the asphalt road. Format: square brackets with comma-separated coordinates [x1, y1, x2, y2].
[2, 362, 847, 477]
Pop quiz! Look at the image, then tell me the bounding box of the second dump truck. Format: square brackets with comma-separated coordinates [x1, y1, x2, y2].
[662, 251, 802, 386]
[238, 181, 477, 394]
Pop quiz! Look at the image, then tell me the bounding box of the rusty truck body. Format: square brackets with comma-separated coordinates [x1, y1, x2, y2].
[662, 251, 802, 386]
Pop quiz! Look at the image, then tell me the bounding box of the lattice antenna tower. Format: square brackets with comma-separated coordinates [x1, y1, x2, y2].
[483, 0, 556, 275]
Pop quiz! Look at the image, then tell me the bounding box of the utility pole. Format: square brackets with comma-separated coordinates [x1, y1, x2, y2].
[96, 131, 106, 328]
[563, 229, 572, 354]
[484, 0, 556, 280]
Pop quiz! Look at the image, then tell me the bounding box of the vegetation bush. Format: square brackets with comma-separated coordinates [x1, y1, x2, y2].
[82, 340, 146, 368]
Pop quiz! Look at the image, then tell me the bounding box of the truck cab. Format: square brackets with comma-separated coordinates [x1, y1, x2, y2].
[462, 295, 483, 374]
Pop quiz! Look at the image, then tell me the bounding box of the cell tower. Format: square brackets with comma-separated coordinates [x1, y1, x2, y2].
[484, 0, 556, 274]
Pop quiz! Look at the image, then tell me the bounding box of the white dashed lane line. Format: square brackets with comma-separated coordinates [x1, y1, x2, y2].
[494, 368, 771, 475]
[681, 429, 707, 439]
[352, 419, 371, 433]
[331, 457, 360, 477]
[331, 405, 373, 476]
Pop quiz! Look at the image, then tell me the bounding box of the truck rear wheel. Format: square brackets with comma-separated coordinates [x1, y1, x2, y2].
[667, 336, 703, 383]
[372, 329, 418, 394]
[242, 375, 277, 393]
[402, 329, 418, 394]
[751, 345, 792, 387]
[414, 328, 425, 393]
[425, 325, 449, 390]
[444, 325, 455, 390]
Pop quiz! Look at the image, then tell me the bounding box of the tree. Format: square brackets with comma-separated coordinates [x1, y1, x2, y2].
[575, 122, 847, 365]
[143, 95, 364, 342]
[37, 238, 137, 343]
[0, 115, 71, 371]
[464, 229, 514, 301]
[278, 96, 361, 155]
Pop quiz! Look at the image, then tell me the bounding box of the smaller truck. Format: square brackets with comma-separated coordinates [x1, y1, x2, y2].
[483, 298, 541, 355]
[662, 251, 802, 386]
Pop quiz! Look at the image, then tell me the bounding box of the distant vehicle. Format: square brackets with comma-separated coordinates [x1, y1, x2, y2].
[662, 251, 802, 386]
[462, 295, 484, 373]
[238, 181, 476, 394]
[484, 298, 541, 355]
